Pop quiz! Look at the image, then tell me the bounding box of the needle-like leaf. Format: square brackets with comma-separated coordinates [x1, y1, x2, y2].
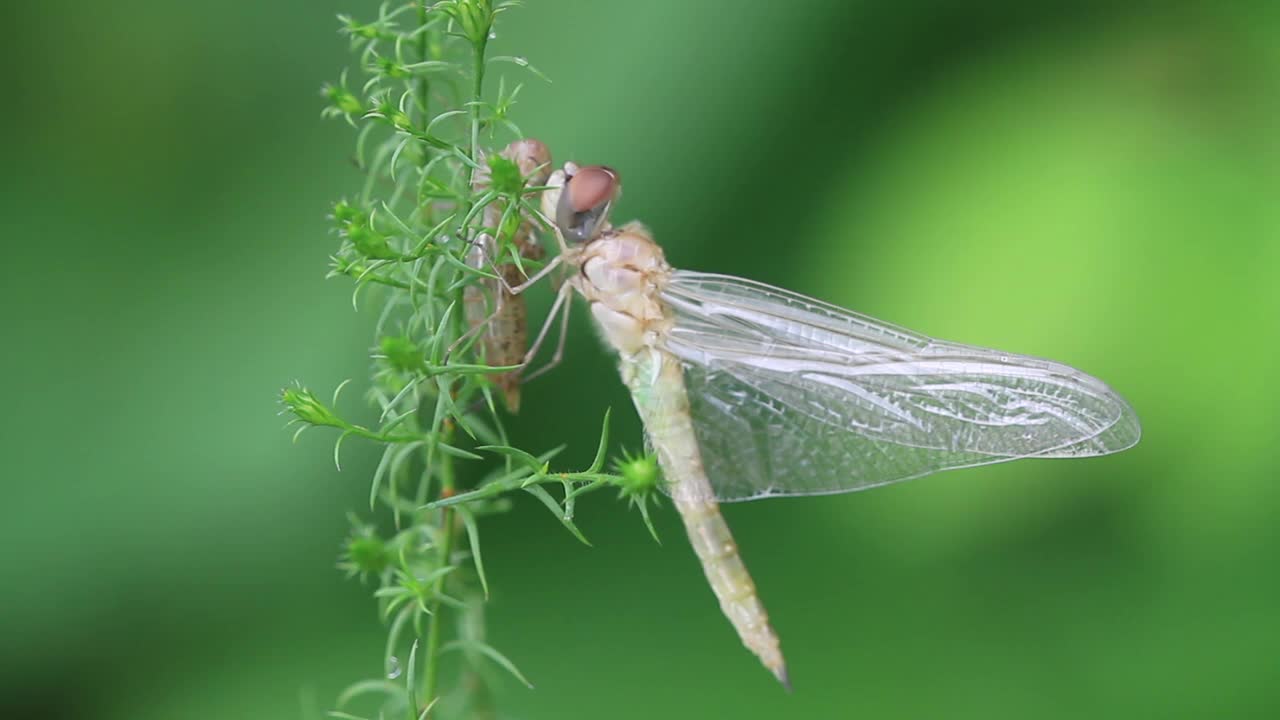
[456, 507, 489, 599]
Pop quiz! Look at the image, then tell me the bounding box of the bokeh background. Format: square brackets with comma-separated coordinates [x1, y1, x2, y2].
[3, 1, 1278, 718]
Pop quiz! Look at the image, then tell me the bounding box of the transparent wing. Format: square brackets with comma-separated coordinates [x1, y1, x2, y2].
[660, 271, 1141, 502]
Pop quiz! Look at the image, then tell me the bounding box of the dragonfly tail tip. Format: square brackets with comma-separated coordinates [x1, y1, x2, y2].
[774, 664, 791, 693]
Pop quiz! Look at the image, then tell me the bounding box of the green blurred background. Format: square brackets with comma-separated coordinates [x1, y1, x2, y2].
[3, 1, 1278, 717]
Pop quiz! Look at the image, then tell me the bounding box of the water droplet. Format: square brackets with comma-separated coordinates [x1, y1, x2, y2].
[386, 656, 402, 679]
[488, 31, 498, 40]
[999, 355, 1009, 363]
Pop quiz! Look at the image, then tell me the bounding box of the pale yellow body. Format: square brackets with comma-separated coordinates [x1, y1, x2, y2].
[569, 222, 788, 686]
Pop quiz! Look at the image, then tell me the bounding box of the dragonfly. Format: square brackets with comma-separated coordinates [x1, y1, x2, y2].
[516, 162, 1141, 688]
[462, 138, 553, 413]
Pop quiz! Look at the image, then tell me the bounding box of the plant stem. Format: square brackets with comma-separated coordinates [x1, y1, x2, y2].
[460, 36, 489, 231]
[420, 11, 486, 708]
[416, 6, 430, 126]
[416, 6, 433, 222]
[469, 40, 486, 173]
[421, 426, 457, 706]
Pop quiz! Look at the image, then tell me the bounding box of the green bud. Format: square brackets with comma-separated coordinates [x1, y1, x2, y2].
[388, 110, 414, 132]
[324, 83, 364, 116]
[486, 155, 524, 196]
[349, 23, 380, 41]
[340, 524, 391, 579]
[614, 451, 660, 497]
[379, 335, 426, 374]
[375, 57, 410, 79]
[346, 224, 397, 260]
[281, 386, 343, 428]
[435, 0, 494, 45]
[331, 199, 367, 227]
[367, 99, 415, 133]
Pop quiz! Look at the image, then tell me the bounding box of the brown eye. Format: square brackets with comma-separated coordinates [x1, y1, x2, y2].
[567, 166, 618, 213]
[556, 165, 620, 243]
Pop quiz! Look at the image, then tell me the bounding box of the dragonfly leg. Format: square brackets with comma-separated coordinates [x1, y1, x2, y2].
[472, 198, 567, 297]
[464, 224, 559, 298]
[521, 284, 574, 383]
[487, 253, 563, 297]
[528, 203, 572, 256]
[519, 283, 572, 379]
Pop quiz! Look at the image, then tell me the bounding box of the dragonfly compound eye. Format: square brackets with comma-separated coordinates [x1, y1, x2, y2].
[556, 165, 619, 243]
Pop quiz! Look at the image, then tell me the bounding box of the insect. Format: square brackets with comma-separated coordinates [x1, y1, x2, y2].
[463, 138, 553, 413]
[526, 162, 1141, 687]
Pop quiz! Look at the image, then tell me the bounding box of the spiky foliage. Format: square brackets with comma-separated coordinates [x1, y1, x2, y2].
[282, 3, 658, 718]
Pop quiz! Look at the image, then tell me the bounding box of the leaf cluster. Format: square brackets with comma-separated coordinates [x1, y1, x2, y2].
[284, 2, 660, 717]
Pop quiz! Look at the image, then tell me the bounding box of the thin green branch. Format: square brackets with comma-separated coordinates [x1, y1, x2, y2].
[421, 423, 458, 706]
[296, 2, 663, 716]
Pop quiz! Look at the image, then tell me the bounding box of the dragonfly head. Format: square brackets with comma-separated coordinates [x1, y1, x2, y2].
[552, 164, 620, 244]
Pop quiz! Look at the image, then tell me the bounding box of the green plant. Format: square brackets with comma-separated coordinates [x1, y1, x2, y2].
[282, 2, 659, 718]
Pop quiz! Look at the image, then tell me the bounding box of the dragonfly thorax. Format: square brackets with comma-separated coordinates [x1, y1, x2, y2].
[573, 223, 672, 357]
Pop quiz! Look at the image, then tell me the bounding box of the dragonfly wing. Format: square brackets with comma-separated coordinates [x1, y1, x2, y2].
[660, 271, 1141, 502]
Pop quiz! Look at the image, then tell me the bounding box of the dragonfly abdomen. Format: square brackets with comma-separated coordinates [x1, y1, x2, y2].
[629, 349, 789, 688]
[678, 495, 785, 647]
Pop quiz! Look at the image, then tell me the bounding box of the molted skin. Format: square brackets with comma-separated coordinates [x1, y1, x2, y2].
[463, 139, 553, 413]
